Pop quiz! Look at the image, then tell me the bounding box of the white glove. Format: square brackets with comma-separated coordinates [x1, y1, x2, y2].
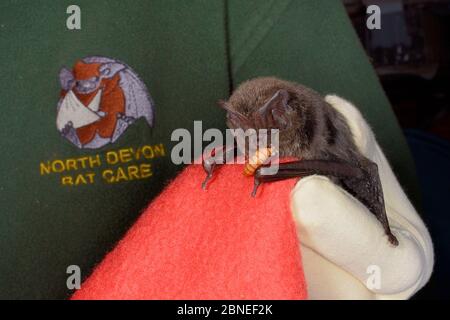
[291, 95, 434, 300]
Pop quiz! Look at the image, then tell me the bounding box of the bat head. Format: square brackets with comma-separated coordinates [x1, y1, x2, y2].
[220, 77, 298, 130]
[72, 60, 102, 94]
[59, 58, 126, 95]
[220, 77, 300, 155]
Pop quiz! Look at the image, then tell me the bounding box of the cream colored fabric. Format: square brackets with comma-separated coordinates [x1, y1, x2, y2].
[291, 95, 434, 300]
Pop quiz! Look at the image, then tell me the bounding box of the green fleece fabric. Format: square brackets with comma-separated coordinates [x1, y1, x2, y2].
[0, 0, 420, 299]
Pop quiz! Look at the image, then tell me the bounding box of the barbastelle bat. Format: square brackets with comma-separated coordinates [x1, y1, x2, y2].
[202, 77, 399, 246]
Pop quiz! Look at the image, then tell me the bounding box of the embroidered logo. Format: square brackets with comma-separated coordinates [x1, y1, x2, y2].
[57, 56, 154, 149]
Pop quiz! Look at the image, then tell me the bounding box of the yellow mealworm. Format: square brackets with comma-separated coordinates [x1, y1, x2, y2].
[243, 147, 272, 176]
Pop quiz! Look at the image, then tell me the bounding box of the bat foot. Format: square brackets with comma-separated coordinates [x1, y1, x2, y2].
[387, 233, 399, 247]
[202, 159, 216, 190]
[201, 174, 212, 190]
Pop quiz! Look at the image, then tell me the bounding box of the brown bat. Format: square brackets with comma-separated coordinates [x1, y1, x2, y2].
[202, 77, 399, 246]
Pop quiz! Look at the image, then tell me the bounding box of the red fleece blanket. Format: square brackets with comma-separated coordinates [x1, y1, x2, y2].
[72, 164, 307, 299]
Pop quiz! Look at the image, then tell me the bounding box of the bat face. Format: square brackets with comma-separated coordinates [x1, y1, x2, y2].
[223, 82, 289, 128]
[220, 77, 299, 157]
[74, 76, 101, 95]
[72, 61, 103, 95]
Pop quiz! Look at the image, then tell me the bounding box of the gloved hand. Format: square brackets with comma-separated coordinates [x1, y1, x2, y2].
[290, 95, 434, 300]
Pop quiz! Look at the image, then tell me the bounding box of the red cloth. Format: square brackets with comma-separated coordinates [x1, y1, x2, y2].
[72, 164, 307, 299]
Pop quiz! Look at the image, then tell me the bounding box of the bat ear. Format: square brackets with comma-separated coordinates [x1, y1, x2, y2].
[99, 62, 125, 78]
[256, 89, 292, 129]
[217, 100, 228, 110]
[218, 100, 250, 129]
[59, 67, 74, 91]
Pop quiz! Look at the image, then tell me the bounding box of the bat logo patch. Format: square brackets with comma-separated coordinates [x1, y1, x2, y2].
[56, 56, 154, 149]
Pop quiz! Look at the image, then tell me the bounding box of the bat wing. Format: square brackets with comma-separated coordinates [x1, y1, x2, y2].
[119, 69, 154, 127]
[339, 159, 398, 246]
[253, 158, 399, 246]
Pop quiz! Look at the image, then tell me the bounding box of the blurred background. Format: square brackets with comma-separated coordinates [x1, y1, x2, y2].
[343, 0, 450, 299]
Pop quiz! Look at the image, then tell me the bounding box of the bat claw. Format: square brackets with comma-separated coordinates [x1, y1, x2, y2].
[388, 233, 399, 247]
[251, 177, 261, 197]
[202, 161, 215, 190]
[201, 174, 212, 190]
